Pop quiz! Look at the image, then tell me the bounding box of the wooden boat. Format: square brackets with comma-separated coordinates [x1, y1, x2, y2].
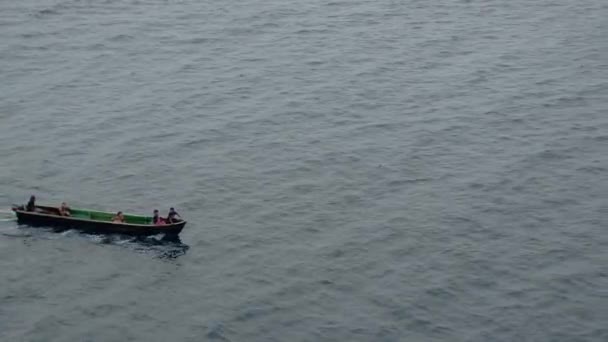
[11, 205, 186, 236]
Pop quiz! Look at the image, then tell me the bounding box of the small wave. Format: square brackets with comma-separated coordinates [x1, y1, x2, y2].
[60, 229, 78, 237]
[203, 322, 234, 341]
[576, 165, 607, 174]
[35, 8, 59, 17]
[294, 29, 331, 35]
[387, 178, 433, 187]
[19, 32, 46, 39]
[185, 37, 209, 44]
[326, 1, 348, 6]
[592, 135, 608, 142]
[108, 34, 134, 42]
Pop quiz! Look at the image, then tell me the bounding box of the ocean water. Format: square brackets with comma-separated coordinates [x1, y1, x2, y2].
[0, 0, 607, 341]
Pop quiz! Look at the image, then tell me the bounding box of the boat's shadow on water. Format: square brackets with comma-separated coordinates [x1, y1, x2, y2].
[89, 232, 190, 259]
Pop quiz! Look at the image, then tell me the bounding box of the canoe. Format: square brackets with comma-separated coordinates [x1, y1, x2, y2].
[11, 205, 186, 236]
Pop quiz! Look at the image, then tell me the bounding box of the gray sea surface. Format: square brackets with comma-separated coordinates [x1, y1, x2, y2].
[1, 0, 607, 341]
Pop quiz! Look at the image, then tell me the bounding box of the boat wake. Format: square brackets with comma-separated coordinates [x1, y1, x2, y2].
[1, 232, 32, 238]
[0, 208, 16, 221]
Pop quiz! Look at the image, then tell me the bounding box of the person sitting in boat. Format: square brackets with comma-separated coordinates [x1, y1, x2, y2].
[59, 202, 71, 216]
[112, 211, 125, 223]
[166, 207, 181, 223]
[153, 209, 165, 225]
[26, 195, 36, 212]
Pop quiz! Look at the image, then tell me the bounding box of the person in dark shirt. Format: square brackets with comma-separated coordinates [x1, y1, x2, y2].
[166, 207, 181, 223]
[26, 195, 36, 212]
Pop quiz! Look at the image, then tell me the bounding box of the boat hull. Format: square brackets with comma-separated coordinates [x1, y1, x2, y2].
[13, 209, 186, 236]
